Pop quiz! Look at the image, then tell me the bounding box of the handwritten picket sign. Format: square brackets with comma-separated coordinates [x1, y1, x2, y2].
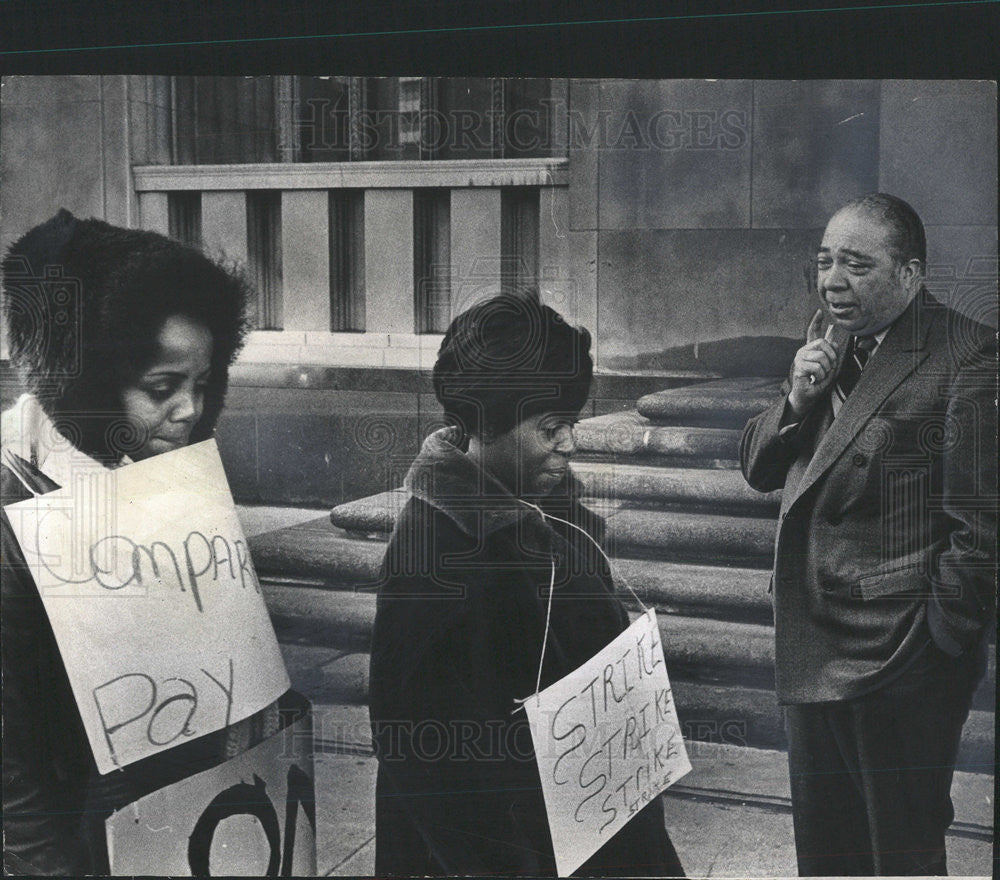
[106, 713, 316, 876]
[4, 439, 290, 774]
[524, 609, 691, 877]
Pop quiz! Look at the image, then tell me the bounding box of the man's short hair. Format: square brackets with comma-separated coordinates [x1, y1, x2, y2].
[840, 193, 927, 265]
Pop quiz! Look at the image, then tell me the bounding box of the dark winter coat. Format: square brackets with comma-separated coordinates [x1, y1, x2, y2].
[369, 427, 683, 876]
[1, 454, 102, 875]
[1, 401, 284, 875]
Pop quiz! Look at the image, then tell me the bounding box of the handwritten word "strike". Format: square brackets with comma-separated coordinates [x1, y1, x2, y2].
[524, 611, 690, 877]
[555, 623, 663, 731]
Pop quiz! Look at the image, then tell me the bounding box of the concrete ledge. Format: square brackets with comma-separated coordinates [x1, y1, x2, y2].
[637, 377, 784, 427]
[134, 158, 570, 191]
[574, 411, 743, 460]
[328, 490, 406, 536]
[601, 508, 776, 562]
[267, 584, 777, 686]
[326, 489, 776, 563]
[249, 514, 775, 619]
[239, 505, 332, 537]
[227, 361, 717, 400]
[572, 461, 780, 513]
[251, 521, 385, 582]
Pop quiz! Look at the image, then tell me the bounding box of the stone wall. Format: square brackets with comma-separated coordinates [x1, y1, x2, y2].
[213, 365, 704, 507]
[564, 79, 997, 371]
[2, 77, 995, 505]
[0, 76, 170, 252]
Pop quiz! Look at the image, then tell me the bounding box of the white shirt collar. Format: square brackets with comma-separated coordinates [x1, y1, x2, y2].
[852, 327, 889, 353]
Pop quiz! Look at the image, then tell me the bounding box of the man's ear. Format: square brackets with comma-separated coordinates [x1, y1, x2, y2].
[899, 258, 924, 293]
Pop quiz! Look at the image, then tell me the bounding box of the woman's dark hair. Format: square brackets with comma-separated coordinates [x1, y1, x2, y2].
[2, 209, 251, 460]
[432, 288, 593, 442]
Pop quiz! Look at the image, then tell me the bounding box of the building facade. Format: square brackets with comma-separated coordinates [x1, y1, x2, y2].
[1, 76, 996, 505]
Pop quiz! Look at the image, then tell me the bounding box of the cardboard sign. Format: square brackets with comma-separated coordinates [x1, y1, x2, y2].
[4, 439, 290, 774]
[106, 713, 316, 876]
[525, 609, 691, 877]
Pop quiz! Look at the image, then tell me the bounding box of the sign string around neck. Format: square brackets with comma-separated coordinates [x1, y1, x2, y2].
[511, 499, 651, 712]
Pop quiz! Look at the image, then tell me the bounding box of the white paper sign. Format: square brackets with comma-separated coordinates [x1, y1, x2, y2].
[525, 609, 691, 877]
[106, 714, 316, 876]
[4, 439, 290, 774]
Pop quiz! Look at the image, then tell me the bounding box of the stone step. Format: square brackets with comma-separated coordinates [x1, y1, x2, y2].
[249, 515, 776, 621]
[327, 489, 406, 536]
[284, 642, 786, 750]
[262, 580, 994, 715]
[265, 582, 377, 654]
[251, 514, 995, 696]
[250, 512, 994, 759]
[637, 377, 784, 428]
[266, 584, 776, 687]
[573, 411, 743, 464]
[611, 559, 773, 620]
[571, 461, 780, 514]
[600, 507, 776, 563]
[325, 491, 776, 564]
[667, 683, 993, 769]
[276, 632, 995, 766]
[251, 521, 385, 581]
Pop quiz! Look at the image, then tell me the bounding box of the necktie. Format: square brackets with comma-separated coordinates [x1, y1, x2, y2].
[834, 335, 877, 405]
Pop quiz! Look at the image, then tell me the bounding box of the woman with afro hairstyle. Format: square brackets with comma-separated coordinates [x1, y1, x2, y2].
[368, 290, 684, 877]
[1, 209, 252, 874]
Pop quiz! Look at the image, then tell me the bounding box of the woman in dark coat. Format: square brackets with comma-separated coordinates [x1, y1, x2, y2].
[369, 291, 684, 877]
[1, 209, 252, 874]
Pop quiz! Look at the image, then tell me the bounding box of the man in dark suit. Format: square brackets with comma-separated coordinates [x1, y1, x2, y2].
[741, 193, 997, 875]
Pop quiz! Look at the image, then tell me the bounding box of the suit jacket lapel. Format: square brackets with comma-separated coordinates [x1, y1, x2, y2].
[786, 293, 935, 512]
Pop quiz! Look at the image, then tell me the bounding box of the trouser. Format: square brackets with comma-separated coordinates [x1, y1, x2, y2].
[784, 640, 979, 876]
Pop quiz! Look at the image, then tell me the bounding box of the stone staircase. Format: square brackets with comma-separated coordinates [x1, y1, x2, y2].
[249, 377, 995, 768]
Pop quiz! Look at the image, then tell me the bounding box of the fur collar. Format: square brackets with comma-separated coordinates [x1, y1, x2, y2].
[403, 426, 582, 539]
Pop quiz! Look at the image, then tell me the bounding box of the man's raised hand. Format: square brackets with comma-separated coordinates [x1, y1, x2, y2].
[787, 309, 840, 417]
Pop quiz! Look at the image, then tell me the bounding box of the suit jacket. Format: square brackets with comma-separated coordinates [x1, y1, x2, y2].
[741, 291, 997, 704]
